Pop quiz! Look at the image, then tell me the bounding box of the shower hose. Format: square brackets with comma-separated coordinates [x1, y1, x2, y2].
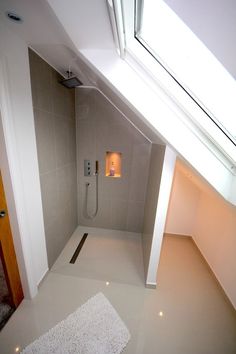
[84, 172, 98, 219]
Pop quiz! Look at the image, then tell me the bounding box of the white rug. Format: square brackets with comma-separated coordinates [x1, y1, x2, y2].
[21, 292, 130, 354]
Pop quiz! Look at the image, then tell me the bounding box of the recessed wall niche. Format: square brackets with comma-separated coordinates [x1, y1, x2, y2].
[106, 152, 122, 177]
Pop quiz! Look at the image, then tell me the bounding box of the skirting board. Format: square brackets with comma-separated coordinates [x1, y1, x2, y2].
[145, 283, 156, 289]
[191, 236, 236, 312]
[164, 232, 192, 238]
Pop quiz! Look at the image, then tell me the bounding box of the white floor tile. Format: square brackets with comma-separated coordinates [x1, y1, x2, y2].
[0, 230, 235, 354]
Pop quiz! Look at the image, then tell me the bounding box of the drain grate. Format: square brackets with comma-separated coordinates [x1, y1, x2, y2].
[69, 233, 88, 264]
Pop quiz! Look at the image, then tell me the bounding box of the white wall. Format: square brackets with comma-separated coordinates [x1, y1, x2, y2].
[0, 22, 48, 298]
[165, 168, 201, 236]
[47, 0, 115, 50]
[165, 161, 236, 308]
[0, 112, 31, 298]
[194, 191, 236, 309]
[142, 144, 165, 281]
[143, 145, 176, 287]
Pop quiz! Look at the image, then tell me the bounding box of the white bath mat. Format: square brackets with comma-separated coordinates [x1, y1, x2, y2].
[20, 292, 130, 354]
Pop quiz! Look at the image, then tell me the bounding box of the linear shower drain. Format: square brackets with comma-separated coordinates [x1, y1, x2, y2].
[69, 233, 88, 264]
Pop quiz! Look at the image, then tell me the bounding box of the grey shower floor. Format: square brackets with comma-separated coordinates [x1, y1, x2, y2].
[51, 226, 145, 287]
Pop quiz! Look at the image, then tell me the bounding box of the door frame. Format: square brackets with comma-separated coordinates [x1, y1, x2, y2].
[0, 172, 24, 307]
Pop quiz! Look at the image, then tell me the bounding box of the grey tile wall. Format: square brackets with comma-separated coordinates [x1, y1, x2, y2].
[76, 88, 151, 233]
[29, 49, 77, 268]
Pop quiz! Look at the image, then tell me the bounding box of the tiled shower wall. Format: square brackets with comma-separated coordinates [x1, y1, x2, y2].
[76, 88, 151, 233]
[29, 49, 77, 268]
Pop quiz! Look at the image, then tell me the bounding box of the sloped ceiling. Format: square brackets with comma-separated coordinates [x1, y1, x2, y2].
[0, 0, 112, 84]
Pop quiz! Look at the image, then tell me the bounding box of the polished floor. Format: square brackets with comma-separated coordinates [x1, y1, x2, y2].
[0, 228, 235, 354]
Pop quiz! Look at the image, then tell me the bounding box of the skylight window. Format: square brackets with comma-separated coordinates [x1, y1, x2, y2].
[110, 0, 236, 164]
[135, 0, 236, 142]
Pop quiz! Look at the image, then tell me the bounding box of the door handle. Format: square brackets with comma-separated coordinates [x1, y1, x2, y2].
[0, 210, 6, 218]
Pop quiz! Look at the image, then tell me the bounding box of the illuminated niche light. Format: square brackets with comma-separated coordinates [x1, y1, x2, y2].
[15, 347, 20, 353]
[158, 311, 164, 317]
[105, 152, 122, 178]
[106, 281, 110, 286]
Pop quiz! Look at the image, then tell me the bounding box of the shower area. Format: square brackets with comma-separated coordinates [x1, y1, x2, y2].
[29, 49, 156, 286]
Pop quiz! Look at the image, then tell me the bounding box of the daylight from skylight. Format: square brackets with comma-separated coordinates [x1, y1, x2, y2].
[136, 0, 236, 141]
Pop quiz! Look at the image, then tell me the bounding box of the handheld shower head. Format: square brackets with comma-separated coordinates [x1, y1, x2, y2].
[95, 160, 99, 174]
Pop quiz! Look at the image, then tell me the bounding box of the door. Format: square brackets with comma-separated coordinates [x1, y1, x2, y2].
[0, 171, 23, 307]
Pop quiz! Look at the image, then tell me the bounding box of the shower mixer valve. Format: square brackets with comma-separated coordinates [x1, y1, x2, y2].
[84, 160, 99, 176]
[84, 159, 91, 176]
[84, 160, 99, 219]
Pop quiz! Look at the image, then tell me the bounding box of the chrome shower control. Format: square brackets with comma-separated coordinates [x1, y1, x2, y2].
[84, 159, 91, 176]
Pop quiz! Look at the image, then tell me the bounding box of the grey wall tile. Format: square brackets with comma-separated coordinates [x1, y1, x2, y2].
[129, 143, 151, 202]
[35, 88, 53, 112]
[68, 119, 77, 163]
[54, 115, 70, 168]
[127, 201, 145, 233]
[111, 199, 128, 230]
[76, 88, 151, 232]
[78, 192, 112, 229]
[56, 166, 72, 209]
[40, 171, 58, 226]
[29, 49, 77, 268]
[34, 109, 56, 174]
[44, 221, 60, 269]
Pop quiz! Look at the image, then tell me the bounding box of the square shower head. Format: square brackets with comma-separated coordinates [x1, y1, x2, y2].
[60, 76, 83, 88]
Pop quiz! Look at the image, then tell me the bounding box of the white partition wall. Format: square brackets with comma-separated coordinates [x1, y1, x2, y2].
[0, 23, 48, 298]
[142, 144, 176, 287]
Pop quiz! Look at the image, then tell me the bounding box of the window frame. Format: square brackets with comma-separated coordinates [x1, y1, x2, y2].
[111, 0, 236, 167]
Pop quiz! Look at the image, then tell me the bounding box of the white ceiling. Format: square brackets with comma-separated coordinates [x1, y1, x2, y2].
[0, 0, 114, 83]
[47, 0, 115, 50]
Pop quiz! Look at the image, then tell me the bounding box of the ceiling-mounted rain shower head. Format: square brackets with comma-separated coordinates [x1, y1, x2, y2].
[61, 76, 83, 88]
[60, 71, 83, 88]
